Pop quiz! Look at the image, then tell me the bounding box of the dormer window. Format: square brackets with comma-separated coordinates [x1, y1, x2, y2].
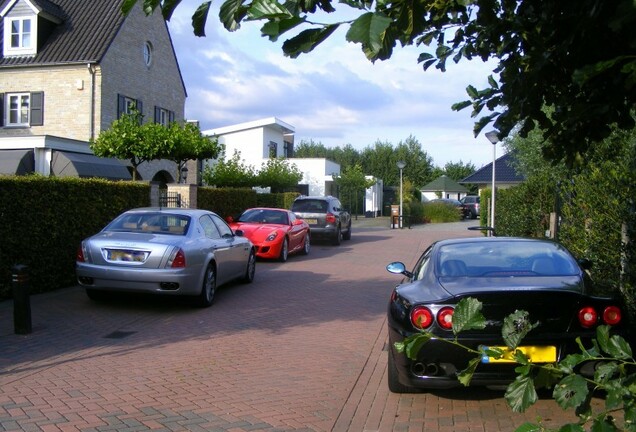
[3, 16, 36, 56]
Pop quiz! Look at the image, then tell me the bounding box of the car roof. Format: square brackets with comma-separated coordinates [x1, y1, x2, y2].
[125, 207, 217, 217]
[433, 236, 559, 247]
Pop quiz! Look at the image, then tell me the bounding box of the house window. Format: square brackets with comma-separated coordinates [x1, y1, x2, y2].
[268, 141, 278, 158]
[3, 17, 35, 56]
[1, 92, 44, 127]
[143, 41, 153, 67]
[154, 106, 175, 126]
[117, 94, 143, 119]
[284, 140, 294, 158]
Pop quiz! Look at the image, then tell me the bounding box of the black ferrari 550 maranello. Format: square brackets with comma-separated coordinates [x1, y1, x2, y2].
[386, 236, 630, 393]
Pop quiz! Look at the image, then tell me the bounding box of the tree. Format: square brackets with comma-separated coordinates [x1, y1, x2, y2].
[256, 157, 303, 192]
[332, 163, 376, 214]
[159, 121, 222, 182]
[90, 111, 156, 180]
[202, 150, 257, 187]
[123, 0, 636, 166]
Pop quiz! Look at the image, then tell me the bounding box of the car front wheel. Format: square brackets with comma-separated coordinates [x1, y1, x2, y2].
[242, 250, 256, 283]
[301, 233, 311, 255]
[279, 238, 289, 262]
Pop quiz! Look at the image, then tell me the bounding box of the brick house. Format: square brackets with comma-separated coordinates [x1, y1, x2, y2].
[0, 0, 187, 182]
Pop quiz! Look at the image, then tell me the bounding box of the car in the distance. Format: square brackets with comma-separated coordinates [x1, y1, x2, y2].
[227, 207, 310, 262]
[291, 195, 352, 245]
[76, 208, 256, 307]
[386, 236, 629, 393]
[460, 195, 480, 219]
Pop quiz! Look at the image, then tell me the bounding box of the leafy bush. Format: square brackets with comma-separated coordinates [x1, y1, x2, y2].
[0, 176, 149, 299]
[423, 202, 462, 223]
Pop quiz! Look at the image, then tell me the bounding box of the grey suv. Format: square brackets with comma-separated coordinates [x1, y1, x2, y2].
[291, 196, 352, 245]
[460, 195, 480, 219]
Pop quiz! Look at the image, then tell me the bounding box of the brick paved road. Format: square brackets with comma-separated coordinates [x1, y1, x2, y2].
[0, 220, 589, 431]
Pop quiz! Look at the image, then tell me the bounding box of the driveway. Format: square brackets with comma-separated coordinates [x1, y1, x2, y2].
[0, 219, 587, 431]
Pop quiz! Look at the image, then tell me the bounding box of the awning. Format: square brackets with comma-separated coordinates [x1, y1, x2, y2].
[51, 151, 132, 180]
[0, 149, 34, 175]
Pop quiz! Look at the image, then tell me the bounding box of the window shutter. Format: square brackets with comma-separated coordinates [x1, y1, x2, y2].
[117, 94, 125, 118]
[169, 110, 174, 123]
[30, 92, 44, 126]
[154, 106, 160, 123]
[0, 93, 4, 127]
[136, 99, 143, 115]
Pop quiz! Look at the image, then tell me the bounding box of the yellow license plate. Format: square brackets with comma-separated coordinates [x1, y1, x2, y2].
[108, 250, 146, 262]
[481, 346, 556, 363]
[304, 219, 318, 224]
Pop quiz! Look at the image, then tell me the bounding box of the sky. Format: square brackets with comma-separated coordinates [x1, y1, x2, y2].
[166, 0, 501, 168]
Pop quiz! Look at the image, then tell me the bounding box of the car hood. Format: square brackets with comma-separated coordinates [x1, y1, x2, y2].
[231, 223, 284, 238]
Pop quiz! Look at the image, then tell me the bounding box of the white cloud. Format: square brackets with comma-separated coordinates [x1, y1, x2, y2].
[168, 0, 500, 167]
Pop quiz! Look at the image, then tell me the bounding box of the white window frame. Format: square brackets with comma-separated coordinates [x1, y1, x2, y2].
[157, 108, 169, 126]
[6, 92, 30, 126]
[122, 96, 137, 115]
[3, 16, 36, 56]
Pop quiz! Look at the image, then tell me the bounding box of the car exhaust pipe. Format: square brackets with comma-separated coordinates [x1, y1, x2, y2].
[160, 282, 179, 291]
[411, 362, 441, 377]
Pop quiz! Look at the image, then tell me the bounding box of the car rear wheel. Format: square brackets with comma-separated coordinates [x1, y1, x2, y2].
[332, 225, 342, 246]
[388, 349, 418, 394]
[242, 250, 256, 283]
[342, 223, 352, 240]
[301, 233, 311, 255]
[198, 263, 216, 307]
[279, 238, 289, 262]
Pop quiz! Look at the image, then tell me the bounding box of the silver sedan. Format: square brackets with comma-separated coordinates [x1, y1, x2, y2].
[76, 208, 256, 307]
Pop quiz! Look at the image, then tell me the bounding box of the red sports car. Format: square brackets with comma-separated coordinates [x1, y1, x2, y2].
[229, 208, 310, 262]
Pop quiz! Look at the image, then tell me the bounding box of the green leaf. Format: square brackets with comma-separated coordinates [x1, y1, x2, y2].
[192, 2, 211, 37]
[596, 326, 633, 359]
[594, 362, 619, 384]
[261, 17, 304, 41]
[160, 0, 184, 20]
[247, 0, 293, 20]
[451, 100, 472, 111]
[589, 417, 619, 431]
[502, 310, 538, 350]
[283, 25, 339, 58]
[346, 12, 392, 60]
[505, 375, 538, 413]
[457, 357, 480, 386]
[451, 297, 486, 334]
[513, 423, 544, 432]
[553, 375, 589, 410]
[220, 0, 249, 31]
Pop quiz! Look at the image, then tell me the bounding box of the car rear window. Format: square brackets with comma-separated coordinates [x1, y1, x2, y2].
[107, 213, 191, 235]
[292, 199, 328, 213]
[437, 241, 579, 277]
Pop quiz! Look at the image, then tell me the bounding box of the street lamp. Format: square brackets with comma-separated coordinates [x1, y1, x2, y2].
[396, 161, 406, 228]
[485, 131, 499, 234]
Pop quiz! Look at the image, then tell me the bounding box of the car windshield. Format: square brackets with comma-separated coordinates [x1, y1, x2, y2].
[437, 241, 579, 277]
[106, 212, 190, 235]
[238, 209, 289, 225]
[292, 200, 328, 213]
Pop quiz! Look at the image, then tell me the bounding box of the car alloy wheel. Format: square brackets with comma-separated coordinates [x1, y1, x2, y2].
[301, 233, 311, 255]
[242, 250, 256, 283]
[279, 238, 289, 262]
[199, 263, 216, 307]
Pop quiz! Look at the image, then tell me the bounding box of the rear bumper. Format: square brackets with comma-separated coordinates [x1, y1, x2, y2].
[76, 262, 202, 295]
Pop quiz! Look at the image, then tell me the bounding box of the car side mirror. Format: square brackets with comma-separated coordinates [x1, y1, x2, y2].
[386, 262, 413, 278]
[578, 258, 592, 270]
[234, 229, 244, 237]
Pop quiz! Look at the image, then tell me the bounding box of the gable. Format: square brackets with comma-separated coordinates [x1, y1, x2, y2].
[0, 0, 124, 66]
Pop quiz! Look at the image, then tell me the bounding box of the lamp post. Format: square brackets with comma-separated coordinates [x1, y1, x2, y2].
[397, 161, 406, 228]
[485, 131, 499, 235]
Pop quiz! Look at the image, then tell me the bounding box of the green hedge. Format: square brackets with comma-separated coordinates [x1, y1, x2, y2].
[0, 176, 150, 299]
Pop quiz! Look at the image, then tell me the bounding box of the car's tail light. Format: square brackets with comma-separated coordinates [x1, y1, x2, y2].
[578, 306, 598, 328]
[167, 248, 186, 268]
[437, 307, 454, 330]
[76, 243, 86, 263]
[411, 306, 434, 329]
[603, 306, 622, 326]
[325, 212, 337, 224]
